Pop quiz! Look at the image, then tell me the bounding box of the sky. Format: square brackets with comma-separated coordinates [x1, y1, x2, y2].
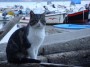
[0, 0, 89, 2]
[0, 0, 50, 1]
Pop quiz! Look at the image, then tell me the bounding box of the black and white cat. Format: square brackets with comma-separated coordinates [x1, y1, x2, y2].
[6, 10, 46, 64]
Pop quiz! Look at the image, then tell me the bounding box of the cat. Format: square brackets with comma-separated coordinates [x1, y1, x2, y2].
[6, 10, 46, 64]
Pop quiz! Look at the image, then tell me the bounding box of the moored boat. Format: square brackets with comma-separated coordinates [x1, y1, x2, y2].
[63, 9, 89, 24]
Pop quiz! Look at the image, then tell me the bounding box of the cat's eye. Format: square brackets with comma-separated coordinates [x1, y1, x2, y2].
[40, 19, 46, 25]
[30, 19, 39, 26]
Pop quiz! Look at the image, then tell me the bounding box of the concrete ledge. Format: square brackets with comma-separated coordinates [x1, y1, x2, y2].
[0, 28, 90, 67]
[0, 44, 89, 67]
[0, 52, 6, 61]
[0, 62, 41, 67]
[39, 28, 90, 55]
[42, 50, 90, 66]
[43, 28, 90, 45]
[0, 50, 89, 67]
[0, 62, 80, 67]
[0, 16, 22, 40]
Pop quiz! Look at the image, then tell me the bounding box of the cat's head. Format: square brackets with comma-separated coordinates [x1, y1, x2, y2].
[29, 10, 46, 29]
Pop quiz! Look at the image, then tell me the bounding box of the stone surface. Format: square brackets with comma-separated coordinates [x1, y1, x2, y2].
[0, 16, 22, 40]
[0, 26, 90, 67]
[39, 28, 90, 55]
[0, 62, 42, 67]
[43, 50, 90, 66]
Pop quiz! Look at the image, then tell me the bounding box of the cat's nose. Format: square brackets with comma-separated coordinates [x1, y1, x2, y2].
[37, 21, 43, 27]
[38, 23, 41, 26]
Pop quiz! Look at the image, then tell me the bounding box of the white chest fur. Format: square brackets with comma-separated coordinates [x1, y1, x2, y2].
[27, 27, 45, 47]
[27, 27, 45, 59]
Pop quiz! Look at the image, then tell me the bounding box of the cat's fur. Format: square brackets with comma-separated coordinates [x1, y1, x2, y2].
[6, 11, 46, 64]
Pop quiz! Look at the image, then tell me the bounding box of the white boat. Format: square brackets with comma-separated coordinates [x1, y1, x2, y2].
[19, 12, 66, 25]
[45, 12, 66, 24]
[0, 13, 14, 21]
[18, 2, 88, 24]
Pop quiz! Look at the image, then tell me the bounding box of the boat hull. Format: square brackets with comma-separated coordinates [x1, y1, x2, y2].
[63, 10, 89, 24]
[20, 13, 66, 24]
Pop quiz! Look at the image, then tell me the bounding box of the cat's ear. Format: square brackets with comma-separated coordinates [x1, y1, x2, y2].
[30, 10, 35, 18]
[30, 10, 34, 15]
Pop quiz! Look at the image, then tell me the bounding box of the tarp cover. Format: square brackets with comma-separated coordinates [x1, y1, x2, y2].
[54, 24, 90, 29]
[71, 0, 81, 4]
